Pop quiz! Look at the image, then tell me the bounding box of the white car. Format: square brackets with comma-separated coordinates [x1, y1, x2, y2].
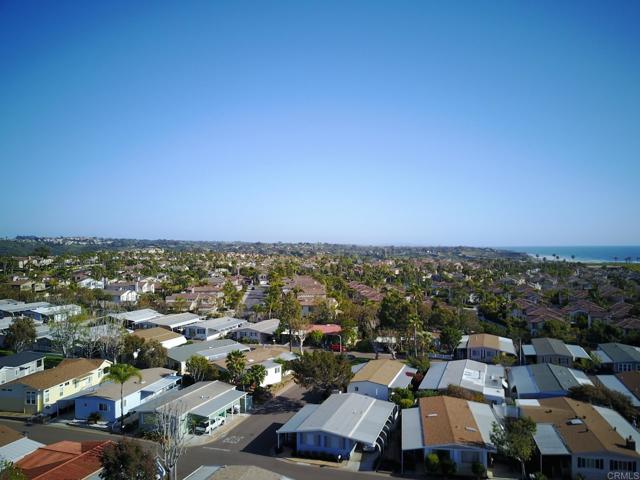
[195, 416, 225, 435]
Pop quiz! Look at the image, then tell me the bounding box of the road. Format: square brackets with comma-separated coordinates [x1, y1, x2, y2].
[0, 384, 400, 480]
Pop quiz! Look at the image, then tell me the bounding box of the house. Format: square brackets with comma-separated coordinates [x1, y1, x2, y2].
[25, 304, 82, 323]
[418, 359, 506, 404]
[0, 351, 46, 385]
[136, 381, 249, 433]
[74, 367, 180, 424]
[104, 287, 137, 304]
[131, 327, 188, 350]
[183, 317, 248, 341]
[276, 393, 397, 459]
[16, 440, 112, 480]
[185, 465, 291, 480]
[0, 302, 51, 317]
[522, 338, 590, 367]
[595, 371, 640, 407]
[0, 358, 111, 415]
[346, 359, 416, 401]
[142, 312, 201, 331]
[593, 343, 640, 373]
[77, 277, 104, 290]
[400, 396, 499, 475]
[212, 348, 297, 387]
[109, 308, 163, 329]
[234, 319, 280, 344]
[455, 333, 516, 363]
[519, 397, 639, 480]
[507, 363, 593, 399]
[0, 425, 44, 463]
[167, 339, 250, 374]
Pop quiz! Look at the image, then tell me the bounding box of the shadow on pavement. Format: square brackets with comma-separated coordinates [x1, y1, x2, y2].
[241, 421, 284, 455]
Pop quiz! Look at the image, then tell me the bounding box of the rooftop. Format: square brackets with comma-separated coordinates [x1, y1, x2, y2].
[75, 367, 177, 401]
[0, 351, 45, 368]
[168, 339, 250, 363]
[350, 359, 416, 387]
[17, 440, 111, 480]
[7, 358, 109, 390]
[132, 327, 185, 343]
[277, 393, 395, 446]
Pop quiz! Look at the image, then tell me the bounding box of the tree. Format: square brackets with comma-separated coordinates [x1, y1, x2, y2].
[407, 313, 422, 358]
[379, 290, 410, 330]
[225, 350, 247, 386]
[186, 355, 213, 382]
[4, 317, 36, 352]
[540, 319, 572, 343]
[0, 460, 27, 480]
[50, 314, 85, 357]
[101, 363, 142, 433]
[307, 330, 324, 347]
[390, 387, 415, 409]
[136, 339, 167, 368]
[440, 326, 462, 353]
[490, 417, 537, 479]
[289, 350, 352, 396]
[99, 322, 127, 363]
[243, 364, 267, 390]
[100, 439, 156, 480]
[121, 335, 145, 364]
[568, 384, 636, 422]
[279, 291, 304, 352]
[156, 400, 187, 480]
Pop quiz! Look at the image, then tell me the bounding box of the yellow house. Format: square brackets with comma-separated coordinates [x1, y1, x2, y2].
[0, 358, 111, 415]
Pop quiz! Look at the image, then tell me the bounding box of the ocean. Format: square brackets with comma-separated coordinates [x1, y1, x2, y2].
[503, 246, 640, 263]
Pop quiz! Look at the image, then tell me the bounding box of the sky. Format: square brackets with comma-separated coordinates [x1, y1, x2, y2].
[1, 1, 639, 246]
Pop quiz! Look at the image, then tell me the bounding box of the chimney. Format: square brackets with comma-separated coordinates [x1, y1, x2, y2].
[626, 435, 636, 451]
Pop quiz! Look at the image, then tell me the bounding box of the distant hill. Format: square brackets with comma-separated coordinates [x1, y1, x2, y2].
[0, 236, 527, 260]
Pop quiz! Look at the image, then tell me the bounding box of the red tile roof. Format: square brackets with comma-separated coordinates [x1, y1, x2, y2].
[17, 440, 111, 480]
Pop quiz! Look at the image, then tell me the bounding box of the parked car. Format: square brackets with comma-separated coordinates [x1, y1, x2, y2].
[329, 343, 346, 352]
[195, 416, 225, 435]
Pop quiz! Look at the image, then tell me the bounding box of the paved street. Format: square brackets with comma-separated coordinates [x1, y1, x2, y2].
[0, 383, 399, 480]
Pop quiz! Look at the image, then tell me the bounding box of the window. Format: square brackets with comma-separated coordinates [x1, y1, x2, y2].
[275, 367, 280, 374]
[99, 403, 108, 412]
[44, 390, 50, 403]
[59, 385, 64, 396]
[610, 460, 637, 472]
[25, 391, 37, 405]
[354, 386, 359, 392]
[577, 458, 603, 470]
[36, 359, 43, 367]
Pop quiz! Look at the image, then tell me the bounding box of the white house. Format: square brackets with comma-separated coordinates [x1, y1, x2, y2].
[183, 317, 248, 341]
[233, 319, 280, 344]
[455, 333, 516, 363]
[142, 312, 201, 331]
[0, 352, 46, 385]
[347, 359, 416, 401]
[25, 304, 82, 323]
[418, 359, 506, 404]
[212, 348, 297, 387]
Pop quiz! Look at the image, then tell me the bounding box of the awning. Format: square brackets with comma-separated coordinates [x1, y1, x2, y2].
[533, 424, 570, 455]
[191, 389, 246, 418]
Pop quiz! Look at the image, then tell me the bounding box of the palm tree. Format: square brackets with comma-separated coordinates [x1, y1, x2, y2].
[101, 363, 142, 435]
[407, 313, 422, 358]
[225, 350, 247, 386]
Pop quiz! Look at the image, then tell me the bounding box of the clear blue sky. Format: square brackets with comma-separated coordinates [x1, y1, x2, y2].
[1, 1, 639, 246]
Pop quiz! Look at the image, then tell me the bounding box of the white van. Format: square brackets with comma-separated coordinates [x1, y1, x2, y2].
[195, 416, 225, 435]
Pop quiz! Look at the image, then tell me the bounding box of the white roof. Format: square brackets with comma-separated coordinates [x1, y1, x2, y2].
[237, 318, 280, 334]
[186, 317, 247, 332]
[277, 393, 395, 446]
[533, 424, 570, 455]
[111, 309, 162, 324]
[149, 313, 201, 328]
[0, 437, 44, 463]
[401, 407, 423, 451]
[418, 359, 505, 400]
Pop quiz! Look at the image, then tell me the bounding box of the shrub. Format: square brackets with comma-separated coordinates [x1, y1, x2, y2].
[440, 457, 457, 476]
[354, 339, 374, 353]
[472, 461, 486, 479]
[87, 412, 101, 424]
[425, 453, 440, 473]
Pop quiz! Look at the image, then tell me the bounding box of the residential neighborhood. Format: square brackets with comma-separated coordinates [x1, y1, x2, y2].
[0, 241, 639, 479]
